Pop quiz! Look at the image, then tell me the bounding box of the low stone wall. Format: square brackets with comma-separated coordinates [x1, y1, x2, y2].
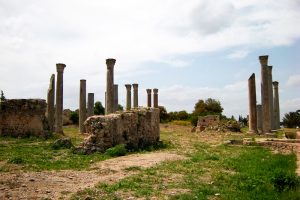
[0, 99, 48, 137]
[77, 108, 160, 153]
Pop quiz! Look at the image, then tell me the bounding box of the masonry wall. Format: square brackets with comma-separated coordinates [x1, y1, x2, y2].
[78, 108, 160, 153]
[0, 99, 48, 137]
[197, 115, 220, 127]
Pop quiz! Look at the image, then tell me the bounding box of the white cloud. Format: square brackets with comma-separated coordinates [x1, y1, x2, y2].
[227, 50, 249, 59]
[286, 74, 300, 87]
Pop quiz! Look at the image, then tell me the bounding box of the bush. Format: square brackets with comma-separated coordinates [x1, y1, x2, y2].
[189, 115, 198, 126]
[51, 138, 74, 150]
[272, 170, 300, 192]
[70, 111, 79, 124]
[105, 144, 127, 157]
[8, 157, 25, 164]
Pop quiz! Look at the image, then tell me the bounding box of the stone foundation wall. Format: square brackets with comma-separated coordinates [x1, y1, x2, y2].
[77, 108, 160, 153]
[0, 99, 48, 137]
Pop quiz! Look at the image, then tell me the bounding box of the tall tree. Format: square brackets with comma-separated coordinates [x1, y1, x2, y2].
[94, 101, 105, 115]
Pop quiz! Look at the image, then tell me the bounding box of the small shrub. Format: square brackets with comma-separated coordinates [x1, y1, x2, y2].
[272, 170, 300, 192]
[105, 144, 127, 157]
[51, 138, 74, 150]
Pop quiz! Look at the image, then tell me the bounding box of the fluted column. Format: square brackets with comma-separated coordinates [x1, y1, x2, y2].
[87, 93, 94, 117]
[47, 74, 55, 132]
[153, 88, 158, 108]
[79, 79, 87, 133]
[114, 84, 118, 112]
[268, 66, 274, 130]
[273, 81, 280, 129]
[55, 63, 66, 134]
[106, 58, 115, 114]
[260, 55, 271, 133]
[256, 104, 263, 133]
[248, 73, 257, 133]
[146, 89, 152, 107]
[132, 83, 138, 108]
[125, 84, 132, 110]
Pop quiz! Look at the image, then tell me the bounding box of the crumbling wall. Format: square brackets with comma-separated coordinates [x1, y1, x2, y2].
[77, 108, 160, 153]
[0, 99, 48, 137]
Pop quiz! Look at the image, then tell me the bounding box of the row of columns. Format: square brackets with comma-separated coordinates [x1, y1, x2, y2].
[248, 55, 280, 134]
[146, 88, 159, 108]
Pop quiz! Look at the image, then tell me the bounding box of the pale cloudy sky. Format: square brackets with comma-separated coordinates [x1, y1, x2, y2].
[0, 0, 300, 119]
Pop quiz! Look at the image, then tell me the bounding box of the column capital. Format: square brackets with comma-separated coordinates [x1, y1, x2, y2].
[132, 83, 138, 89]
[146, 89, 152, 94]
[106, 58, 116, 69]
[272, 81, 279, 87]
[125, 84, 131, 90]
[259, 55, 268, 66]
[248, 73, 255, 80]
[153, 88, 158, 94]
[80, 79, 86, 82]
[56, 63, 66, 73]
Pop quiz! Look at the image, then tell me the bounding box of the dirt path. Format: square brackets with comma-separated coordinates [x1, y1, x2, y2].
[0, 152, 185, 200]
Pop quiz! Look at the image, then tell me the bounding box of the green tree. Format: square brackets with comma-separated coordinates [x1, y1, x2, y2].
[94, 101, 105, 115]
[70, 110, 79, 124]
[177, 110, 189, 120]
[192, 98, 223, 116]
[158, 106, 169, 123]
[118, 104, 124, 111]
[282, 110, 300, 128]
[0, 90, 6, 101]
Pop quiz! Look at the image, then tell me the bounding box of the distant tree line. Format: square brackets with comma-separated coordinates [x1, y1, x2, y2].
[282, 110, 300, 128]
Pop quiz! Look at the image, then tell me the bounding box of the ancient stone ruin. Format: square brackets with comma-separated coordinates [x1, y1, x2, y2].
[0, 99, 48, 137]
[248, 55, 281, 134]
[76, 107, 160, 153]
[197, 115, 220, 131]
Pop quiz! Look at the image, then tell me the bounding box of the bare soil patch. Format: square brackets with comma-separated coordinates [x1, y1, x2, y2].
[0, 152, 185, 200]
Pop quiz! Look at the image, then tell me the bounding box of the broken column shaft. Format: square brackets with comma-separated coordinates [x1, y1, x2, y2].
[87, 93, 94, 117]
[106, 58, 115, 114]
[55, 63, 66, 134]
[248, 73, 257, 133]
[153, 88, 158, 108]
[132, 83, 138, 108]
[146, 89, 152, 107]
[114, 84, 118, 112]
[79, 80, 87, 133]
[125, 84, 132, 110]
[47, 74, 55, 132]
[273, 81, 280, 129]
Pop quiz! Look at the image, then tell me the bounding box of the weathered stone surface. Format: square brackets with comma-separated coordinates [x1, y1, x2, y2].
[46, 74, 55, 132]
[106, 58, 115, 114]
[113, 84, 118, 112]
[153, 88, 158, 108]
[87, 93, 94, 117]
[268, 66, 274, 130]
[79, 79, 87, 133]
[55, 63, 66, 134]
[248, 73, 257, 133]
[0, 99, 49, 137]
[256, 104, 263, 133]
[76, 108, 160, 154]
[197, 115, 219, 128]
[63, 109, 73, 125]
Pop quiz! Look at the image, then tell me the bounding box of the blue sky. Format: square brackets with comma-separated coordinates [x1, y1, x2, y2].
[0, 0, 299, 119]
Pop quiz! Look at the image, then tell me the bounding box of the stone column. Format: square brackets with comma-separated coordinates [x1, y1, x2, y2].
[87, 93, 94, 117]
[273, 81, 280, 129]
[79, 79, 87, 133]
[153, 88, 158, 108]
[132, 83, 138, 108]
[248, 73, 257, 133]
[259, 55, 271, 133]
[256, 104, 263, 133]
[55, 63, 66, 134]
[268, 66, 274, 130]
[125, 84, 132, 110]
[114, 84, 118, 112]
[47, 74, 55, 132]
[146, 89, 152, 107]
[106, 58, 115, 114]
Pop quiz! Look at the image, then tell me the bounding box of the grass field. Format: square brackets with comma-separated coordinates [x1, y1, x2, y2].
[0, 124, 299, 199]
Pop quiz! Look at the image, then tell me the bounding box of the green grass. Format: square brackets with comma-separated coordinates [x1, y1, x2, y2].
[72, 142, 300, 200]
[0, 126, 110, 171]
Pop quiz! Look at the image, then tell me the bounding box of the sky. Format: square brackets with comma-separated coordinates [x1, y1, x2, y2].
[0, 0, 300, 119]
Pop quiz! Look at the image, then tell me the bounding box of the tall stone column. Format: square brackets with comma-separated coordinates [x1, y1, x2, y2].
[259, 55, 271, 133]
[268, 66, 274, 130]
[87, 93, 94, 117]
[273, 81, 280, 129]
[146, 89, 152, 107]
[79, 80, 87, 133]
[153, 88, 158, 108]
[132, 83, 138, 108]
[114, 84, 118, 112]
[248, 73, 257, 133]
[256, 104, 263, 133]
[55, 63, 66, 134]
[47, 74, 55, 132]
[106, 58, 115, 114]
[125, 84, 132, 110]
